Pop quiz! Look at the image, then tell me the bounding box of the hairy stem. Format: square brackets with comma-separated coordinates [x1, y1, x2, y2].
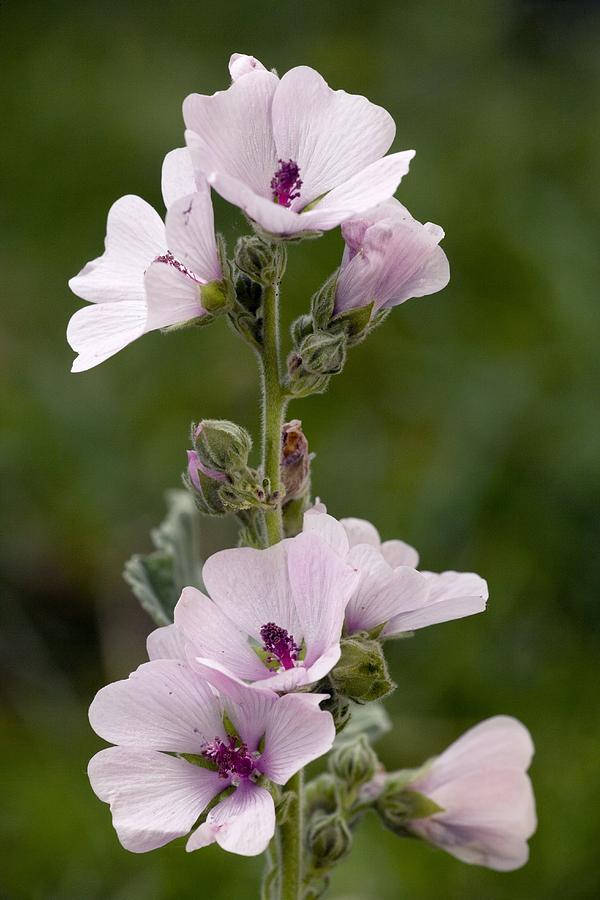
[279, 770, 304, 900]
[260, 281, 286, 546]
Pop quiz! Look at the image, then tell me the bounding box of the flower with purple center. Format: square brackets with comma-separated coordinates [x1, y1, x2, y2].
[334, 198, 450, 315]
[147, 530, 359, 692]
[365, 716, 537, 871]
[302, 504, 488, 637]
[87, 658, 335, 856]
[183, 53, 415, 239]
[67, 149, 222, 371]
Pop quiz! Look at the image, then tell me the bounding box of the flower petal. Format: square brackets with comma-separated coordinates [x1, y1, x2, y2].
[174, 587, 266, 682]
[161, 148, 198, 209]
[302, 506, 350, 557]
[271, 66, 396, 207]
[186, 782, 275, 856]
[259, 693, 335, 784]
[68, 195, 165, 303]
[184, 70, 278, 196]
[67, 300, 148, 372]
[228, 53, 267, 81]
[88, 746, 223, 853]
[144, 260, 205, 330]
[381, 539, 420, 568]
[340, 517, 381, 548]
[88, 659, 225, 752]
[345, 546, 429, 634]
[201, 542, 300, 642]
[146, 624, 186, 661]
[205, 170, 306, 237]
[164, 187, 221, 283]
[286, 532, 358, 666]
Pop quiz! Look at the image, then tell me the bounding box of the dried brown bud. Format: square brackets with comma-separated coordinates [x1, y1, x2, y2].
[281, 419, 311, 502]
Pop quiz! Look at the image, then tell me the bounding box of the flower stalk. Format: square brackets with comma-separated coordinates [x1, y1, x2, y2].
[260, 278, 286, 546]
[279, 770, 304, 900]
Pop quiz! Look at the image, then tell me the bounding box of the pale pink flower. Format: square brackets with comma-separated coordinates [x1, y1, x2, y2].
[183, 54, 415, 239]
[147, 531, 358, 692]
[67, 149, 221, 371]
[406, 716, 536, 870]
[88, 659, 334, 856]
[335, 198, 450, 314]
[303, 504, 487, 636]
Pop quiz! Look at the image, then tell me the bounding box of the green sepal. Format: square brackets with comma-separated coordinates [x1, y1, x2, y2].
[330, 300, 375, 342]
[329, 635, 396, 704]
[176, 753, 218, 772]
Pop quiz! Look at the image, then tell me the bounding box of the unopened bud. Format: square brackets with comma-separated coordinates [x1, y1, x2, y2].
[310, 271, 338, 330]
[329, 636, 396, 704]
[290, 313, 314, 345]
[235, 274, 263, 315]
[234, 235, 286, 286]
[304, 773, 340, 817]
[200, 280, 230, 313]
[318, 686, 352, 733]
[307, 812, 352, 869]
[192, 419, 252, 476]
[185, 450, 230, 516]
[281, 419, 311, 502]
[296, 330, 347, 376]
[329, 735, 378, 789]
[376, 787, 443, 836]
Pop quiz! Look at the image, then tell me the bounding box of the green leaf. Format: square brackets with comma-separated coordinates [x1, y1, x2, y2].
[123, 489, 203, 626]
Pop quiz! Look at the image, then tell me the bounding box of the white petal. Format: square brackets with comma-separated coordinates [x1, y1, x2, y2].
[69, 195, 165, 303]
[206, 170, 307, 237]
[345, 546, 429, 634]
[340, 517, 381, 548]
[67, 300, 148, 372]
[381, 539, 420, 568]
[383, 571, 488, 636]
[259, 693, 335, 784]
[146, 624, 186, 661]
[144, 260, 205, 330]
[88, 747, 223, 853]
[228, 53, 267, 81]
[174, 587, 266, 682]
[164, 187, 221, 283]
[161, 148, 198, 208]
[271, 66, 396, 206]
[302, 507, 350, 556]
[201, 542, 300, 642]
[183, 70, 278, 196]
[186, 782, 275, 856]
[88, 659, 225, 753]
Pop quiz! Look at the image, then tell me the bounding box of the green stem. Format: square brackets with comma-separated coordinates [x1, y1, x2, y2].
[279, 770, 304, 900]
[260, 281, 286, 546]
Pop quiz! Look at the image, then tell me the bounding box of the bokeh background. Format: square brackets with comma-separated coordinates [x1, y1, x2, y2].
[2, 0, 599, 897]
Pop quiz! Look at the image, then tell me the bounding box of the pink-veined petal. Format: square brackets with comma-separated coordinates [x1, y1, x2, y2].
[88, 659, 225, 753]
[69, 196, 165, 303]
[205, 170, 308, 237]
[381, 538, 420, 568]
[146, 624, 186, 661]
[161, 148, 198, 209]
[186, 782, 275, 856]
[228, 53, 267, 81]
[67, 300, 148, 372]
[144, 259, 205, 330]
[345, 546, 429, 634]
[271, 66, 396, 207]
[164, 187, 221, 283]
[340, 517, 381, 548]
[302, 507, 350, 557]
[259, 693, 335, 784]
[88, 746, 223, 853]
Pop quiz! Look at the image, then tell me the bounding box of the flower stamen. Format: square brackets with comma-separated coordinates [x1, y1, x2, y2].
[202, 735, 257, 780]
[153, 250, 202, 282]
[260, 622, 300, 671]
[271, 159, 302, 207]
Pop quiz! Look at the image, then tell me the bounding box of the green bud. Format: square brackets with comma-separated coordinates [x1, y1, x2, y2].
[329, 734, 378, 788]
[234, 235, 287, 286]
[329, 636, 396, 704]
[296, 330, 347, 376]
[200, 280, 230, 313]
[290, 313, 314, 346]
[235, 274, 263, 315]
[304, 773, 340, 817]
[318, 685, 352, 733]
[307, 812, 352, 869]
[310, 271, 339, 330]
[330, 301, 375, 345]
[192, 419, 252, 475]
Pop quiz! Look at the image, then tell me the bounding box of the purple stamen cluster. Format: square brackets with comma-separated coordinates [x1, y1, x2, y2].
[202, 735, 256, 780]
[270, 159, 302, 207]
[153, 250, 201, 283]
[260, 622, 300, 671]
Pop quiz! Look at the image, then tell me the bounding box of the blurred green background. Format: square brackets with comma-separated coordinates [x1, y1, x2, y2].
[2, 0, 599, 897]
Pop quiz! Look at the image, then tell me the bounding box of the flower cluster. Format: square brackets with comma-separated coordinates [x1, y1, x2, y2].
[73, 52, 536, 893]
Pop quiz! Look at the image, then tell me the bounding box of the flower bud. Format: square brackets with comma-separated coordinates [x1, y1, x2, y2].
[192, 419, 252, 476]
[376, 788, 443, 836]
[281, 419, 311, 502]
[235, 273, 263, 315]
[329, 635, 396, 704]
[329, 735, 378, 789]
[304, 773, 340, 817]
[290, 313, 314, 345]
[307, 812, 352, 869]
[318, 685, 352, 733]
[295, 330, 347, 376]
[234, 234, 286, 286]
[199, 280, 230, 313]
[185, 449, 230, 516]
[310, 271, 338, 330]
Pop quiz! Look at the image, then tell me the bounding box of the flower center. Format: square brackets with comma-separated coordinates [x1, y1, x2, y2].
[153, 250, 201, 283]
[260, 622, 300, 671]
[271, 159, 302, 207]
[202, 735, 257, 780]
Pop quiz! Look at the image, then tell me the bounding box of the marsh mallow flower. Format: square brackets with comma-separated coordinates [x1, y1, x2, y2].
[88, 659, 334, 855]
[334, 198, 450, 314]
[67, 150, 222, 371]
[371, 716, 536, 871]
[303, 505, 487, 636]
[183, 54, 415, 239]
[147, 531, 358, 692]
